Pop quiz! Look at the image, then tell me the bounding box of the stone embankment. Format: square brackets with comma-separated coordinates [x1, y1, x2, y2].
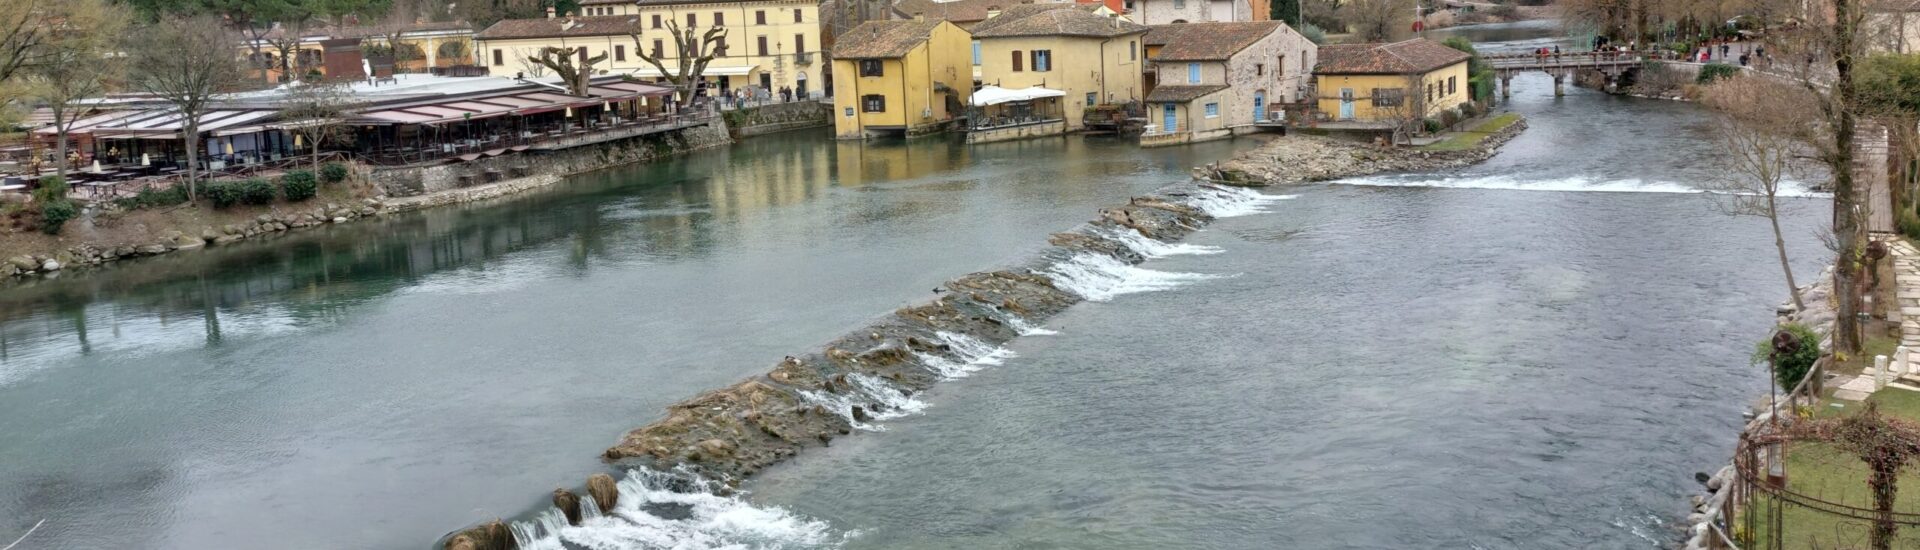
[4, 120, 732, 281]
[1210, 118, 1529, 186]
[440, 185, 1251, 550]
[1677, 266, 1837, 550]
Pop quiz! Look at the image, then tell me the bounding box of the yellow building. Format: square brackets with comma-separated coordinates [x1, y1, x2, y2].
[477, 0, 825, 99]
[830, 20, 973, 140]
[972, 4, 1148, 131]
[1313, 38, 1470, 124]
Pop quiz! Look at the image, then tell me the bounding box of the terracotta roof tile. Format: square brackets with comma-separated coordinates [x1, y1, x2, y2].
[893, 0, 1021, 24]
[1146, 21, 1284, 61]
[1315, 38, 1470, 75]
[970, 4, 1145, 38]
[832, 20, 942, 58]
[476, 15, 640, 40]
[1144, 84, 1227, 102]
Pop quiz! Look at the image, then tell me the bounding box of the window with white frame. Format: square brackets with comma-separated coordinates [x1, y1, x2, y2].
[1204, 103, 1219, 118]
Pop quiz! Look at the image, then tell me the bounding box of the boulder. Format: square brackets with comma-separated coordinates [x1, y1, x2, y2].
[552, 488, 583, 526]
[201, 228, 221, 241]
[137, 244, 169, 255]
[586, 473, 619, 514]
[40, 259, 61, 271]
[7, 256, 36, 271]
[332, 217, 347, 224]
[442, 520, 511, 550]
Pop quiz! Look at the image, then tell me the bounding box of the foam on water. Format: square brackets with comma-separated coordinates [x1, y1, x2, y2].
[1185, 185, 1296, 217]
[1042, 253, 1229, 302]
[1092, 226, 1224, 259]
[798, 373, 929, 431]
[508, 467, 850, 550]
[1005, 316, 1059, 336]
[1333, 173, 1831, 197]
[913, 331, 1016, 379]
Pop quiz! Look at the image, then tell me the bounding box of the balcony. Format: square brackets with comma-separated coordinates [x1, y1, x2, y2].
[795, 52, 813, 65]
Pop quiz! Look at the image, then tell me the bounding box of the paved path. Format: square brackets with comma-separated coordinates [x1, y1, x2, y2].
[1836, 236, 1920, 401]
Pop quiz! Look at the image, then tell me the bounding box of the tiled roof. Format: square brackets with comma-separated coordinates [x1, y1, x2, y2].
[580, 0, 630, 4]
[895, 0, 1014, 24]
[833, 20, 941, 58]
[1145, 84, 1227, 102]
[970, 3, 1144, 38]
[1146, 21, 1284, 61]
[1316, 38, 1470, 75]
[476, 15, 640, 40]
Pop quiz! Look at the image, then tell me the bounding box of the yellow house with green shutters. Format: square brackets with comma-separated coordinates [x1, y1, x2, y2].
[830, 19, 973, 140]
[1313, 38, 1471, 124]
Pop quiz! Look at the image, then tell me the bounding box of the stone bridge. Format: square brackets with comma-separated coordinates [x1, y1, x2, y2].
[1487, 51, 1649, 97]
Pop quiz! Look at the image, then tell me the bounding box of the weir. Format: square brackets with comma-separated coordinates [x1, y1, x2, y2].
[442, 183, 1288, 549]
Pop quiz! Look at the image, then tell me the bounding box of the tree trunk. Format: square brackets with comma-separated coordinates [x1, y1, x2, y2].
[184, 122, 200, 202]
[53, 110, 68, 179]
[311, 138, 321, 173]
[1872, 462, 1899, 550]
[1771, 197, 1805, 311]
[1834, 0, 1865, 354]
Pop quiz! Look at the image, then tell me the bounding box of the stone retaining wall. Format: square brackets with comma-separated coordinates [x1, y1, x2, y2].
[1213, 116, 1528, 186]
[724, 101, 832, 138]
[368, 119, 731, 197]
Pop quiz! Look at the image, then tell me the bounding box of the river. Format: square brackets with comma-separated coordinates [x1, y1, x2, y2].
[2, 25, 1831, 550]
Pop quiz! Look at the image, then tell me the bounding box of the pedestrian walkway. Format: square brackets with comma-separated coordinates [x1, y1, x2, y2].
[1833, 236, 1920, 401]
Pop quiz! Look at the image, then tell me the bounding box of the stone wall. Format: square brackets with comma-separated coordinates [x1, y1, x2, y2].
[367, 119, 732, 198]
[967, 121, 1066, 144]
[724, 101, 832, 138]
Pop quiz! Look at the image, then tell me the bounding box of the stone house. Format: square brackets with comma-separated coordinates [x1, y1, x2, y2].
[972, 4, 1149, 131]
[829, 20, 974, 139]
[1128, 0, 1269, 25]
[1141, 21, 1315, 146]
[1313, 38, 1470, 125]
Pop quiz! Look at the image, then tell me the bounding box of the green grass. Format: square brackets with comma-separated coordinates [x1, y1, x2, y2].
[1419, 113, 1522, 152]
[1743, 378, 1920, 549]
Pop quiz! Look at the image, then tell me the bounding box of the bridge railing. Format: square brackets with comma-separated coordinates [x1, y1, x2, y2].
[1486, 51, 1651, 70]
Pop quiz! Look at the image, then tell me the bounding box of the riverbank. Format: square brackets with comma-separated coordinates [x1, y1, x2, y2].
[440, 183, 1283, 549]
[0, 119, 732, 281]
[1210, 115, 1528, 186]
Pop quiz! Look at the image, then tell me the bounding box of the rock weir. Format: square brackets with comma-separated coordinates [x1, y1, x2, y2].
[439, 182, 1271, 549]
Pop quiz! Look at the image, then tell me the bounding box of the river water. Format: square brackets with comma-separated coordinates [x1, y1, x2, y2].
[1, 24, 1833, 550]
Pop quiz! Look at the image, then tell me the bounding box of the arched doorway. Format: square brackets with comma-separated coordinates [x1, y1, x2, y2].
[796, 72, 809, 99]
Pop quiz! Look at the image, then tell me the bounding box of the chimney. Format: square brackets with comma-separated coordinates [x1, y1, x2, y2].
[913, 11, 925, 21]
[546, 6, 557, 18]
[987, 5, 1001, 18]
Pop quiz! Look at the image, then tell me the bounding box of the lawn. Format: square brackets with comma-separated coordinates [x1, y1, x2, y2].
[1745, 391, 1920, 550]
[1420, 113, 1522, 152]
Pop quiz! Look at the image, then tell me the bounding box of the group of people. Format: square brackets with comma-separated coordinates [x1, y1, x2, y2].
[694, 83, 809, 108]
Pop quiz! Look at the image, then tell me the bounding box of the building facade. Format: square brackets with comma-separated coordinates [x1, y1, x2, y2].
[477, 0, 825, 99]
[1141, 21, 1314, 145]
[830, 20, 973, 139]
[1129, 0, 1268, 25]
[972, 4, 1148, 130]
[1313, 38, 1470, 124]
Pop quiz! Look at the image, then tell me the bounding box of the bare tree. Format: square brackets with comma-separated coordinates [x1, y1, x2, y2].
[20, 0, 122, 178]
[527, 45, 608, 96]
[514, 46, 552, 77]
[128, 16, 246, 201]
[279, 80, 361, 172]
[1339, 0, 1414, 42]
[368, 3, 427, 72]
[629, 19, 726, 106]
[0, 0, 60, 84]
[1373, 77, 1425, 147]
[1703, 75, 1823, 311]
[268, 20, 319, 83]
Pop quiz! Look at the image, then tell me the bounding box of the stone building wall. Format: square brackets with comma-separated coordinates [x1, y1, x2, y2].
[367, 119, 732, 197]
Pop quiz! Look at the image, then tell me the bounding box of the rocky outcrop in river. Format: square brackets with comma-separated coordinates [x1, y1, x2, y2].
[438, 183, 1268, 549]
[1210, 118, 1528, 186]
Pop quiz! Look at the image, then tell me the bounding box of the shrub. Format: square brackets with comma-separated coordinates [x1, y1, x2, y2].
[205, 180, 243, 208]
[1698, 63, 1740, 84]
[32, 175, 68, 204]
[1299, 23, 1326, 45]
[1423, 117, 1444, 133]
[240, 178, 276, 205]
[1753, 322, 1822, 391]
[117, 185, 190, 210]
[281, 170, 318, 202]
[320, 162, 350, 184]
[1902, 209, 1920, 241]
[39, 199, 77, 234]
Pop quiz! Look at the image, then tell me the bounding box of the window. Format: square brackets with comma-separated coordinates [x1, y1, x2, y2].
[1030, 49, 1051, 72]
[862, 94, 886, 112]
[652, 14, 662, 28]
[1277, 55, 1285, 75]
[1372, 88, 1403, 107]
[578, 46, 588, 63]
[756, 10, 766, 24]
[717, 36, 728, 54]
[715, 12, 726, 26]
[653, 39, 664, 57]
[1255, 63, 1263, 76]
[1012, 50, 1023, 71]
[796, 34, 805, 53]
[972, 40, 981, 65]
[1300, 51, 1307, 72]
[859, 59, 883, 77]
[1426, 83, 1433, 103]
[687, 13, 696, 27]
[1187, 62, 1200, 84]
[615, 44, 626, 61]
[758, 36, 769, 55]
[492, 48, 503, 66]
[1129, 40, 1137, 61]
[1448, 76, 1456, 96]
[1086, 92, 1097, 105]
[794, 8, 804, 22]
[1174, 0, 1185, 8]
[1204, 102, 1219, 118]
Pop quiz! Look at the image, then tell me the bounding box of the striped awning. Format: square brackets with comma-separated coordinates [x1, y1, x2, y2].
[351, 80, 674, 125]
